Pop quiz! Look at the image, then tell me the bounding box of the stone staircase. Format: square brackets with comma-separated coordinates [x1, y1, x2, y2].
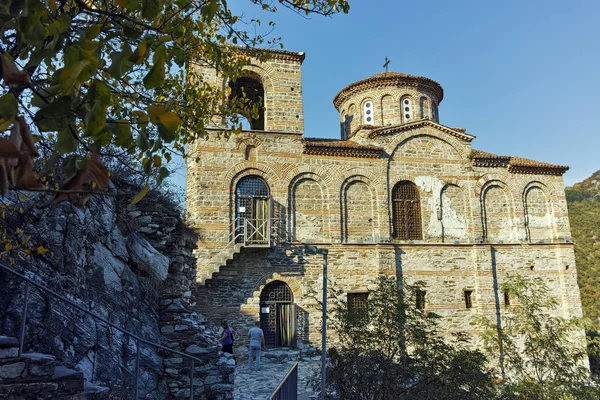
[0, 336, 108, 400]
[196, 242, 245, 285]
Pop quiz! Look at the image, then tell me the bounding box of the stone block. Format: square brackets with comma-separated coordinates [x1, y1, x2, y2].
[0, 362, 25, 379]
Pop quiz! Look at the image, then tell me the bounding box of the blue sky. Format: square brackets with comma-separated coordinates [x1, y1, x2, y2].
[173, 0, 600, 188]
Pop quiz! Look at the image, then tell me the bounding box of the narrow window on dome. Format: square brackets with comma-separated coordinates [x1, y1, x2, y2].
[420, 97, 428, 119]
[432, 103, 439, 122]
[401, 97, 413, 123]
[363, 101, 374, 126]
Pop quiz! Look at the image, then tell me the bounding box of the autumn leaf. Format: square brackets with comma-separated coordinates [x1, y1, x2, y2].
[16, 117, 39, 157]
[131, 182, 149, 205]
[87, 154, 109, 190]
[0, 52, 32, 88]
[36, 246, 49, 255]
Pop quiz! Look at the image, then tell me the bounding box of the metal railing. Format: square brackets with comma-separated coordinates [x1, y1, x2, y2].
[244, 218, 271, 246]
[0, 262, 203, 400]
[269, 362, 298, 400]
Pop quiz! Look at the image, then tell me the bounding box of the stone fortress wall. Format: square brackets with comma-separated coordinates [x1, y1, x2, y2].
[185, 49, 585, 353]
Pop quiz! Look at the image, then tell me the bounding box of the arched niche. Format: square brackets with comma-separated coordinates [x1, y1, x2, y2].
[342, 179, 375, 243]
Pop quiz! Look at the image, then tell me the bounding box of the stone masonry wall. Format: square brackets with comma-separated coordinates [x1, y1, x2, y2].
[186, 123, 582, 356]
[185, 57, 583, 362]
[191, 55, 304, 134]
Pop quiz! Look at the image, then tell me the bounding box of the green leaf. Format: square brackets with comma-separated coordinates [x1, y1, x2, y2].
[87, 80, 111, 106]
[85, 104, 107, 137]
[132, 110, 149, 125]
[85, 24, 103, 40]
[63, 154, 78, 177]
[57, 60, 91, 94]
[56, 129, 79, 154]
[0, 92, 19, 131]
[157, 112, 182, 142]
[84, 80, 111, 136]
[40, 152, 61, 176]
[142, 0, 161, 20]
[108, 46, 134, 79]
[131, 182, 149, 205]
[157, 167, 169, 184]
[34, 96, 73, 132]
[108, 121, 134, 148]
[142, 59, 165, 89]
[201, 0, 219, 22]
[136, 127, 150, 151]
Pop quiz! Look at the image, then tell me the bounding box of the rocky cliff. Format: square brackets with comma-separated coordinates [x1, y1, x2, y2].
[0, 187, 234, 399]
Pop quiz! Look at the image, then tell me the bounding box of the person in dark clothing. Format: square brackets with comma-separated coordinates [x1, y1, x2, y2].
[217, 321, 236, 364]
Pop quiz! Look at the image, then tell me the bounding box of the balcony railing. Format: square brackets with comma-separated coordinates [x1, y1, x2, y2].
[269, 361, 298, 400]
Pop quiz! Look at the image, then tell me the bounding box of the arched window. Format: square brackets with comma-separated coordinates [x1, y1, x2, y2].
[235, 176, 270, 242]
[340, 111, 347, 139]
[432, 103, 439, 122]
[363, 100, 374, 125]
[419, 97, 428, 119]
[392, 181, 422, 240]
[401, 97, 413, 123]
[229, 74, 265, 130]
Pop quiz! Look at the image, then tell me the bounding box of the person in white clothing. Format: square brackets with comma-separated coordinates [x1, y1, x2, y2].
[247, 321, 266, 371]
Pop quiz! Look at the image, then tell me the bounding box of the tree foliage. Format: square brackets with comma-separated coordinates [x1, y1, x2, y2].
[321, 276, 496, 400]
[0, 0, 350, 203]
[478, 275, 599, 400]
[0, 0, 349, 262]
[565, 171, 600, 329]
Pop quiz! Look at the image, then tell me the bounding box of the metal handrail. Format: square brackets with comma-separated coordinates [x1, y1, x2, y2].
[0, 262, 205, 400]
[197, 230, 244, 270]
[269, 361, 298, 400]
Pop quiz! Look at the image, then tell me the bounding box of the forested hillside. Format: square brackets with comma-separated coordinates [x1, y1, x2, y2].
[566, 170, 600, 328]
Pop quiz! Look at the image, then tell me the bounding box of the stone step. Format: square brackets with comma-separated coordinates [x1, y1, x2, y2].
[0, 381, 59, 399]
[52, 365, 85, 396]
[0, 353, 56, 383]
[0, 337, 19, 360]
[71, 384, 110, 400]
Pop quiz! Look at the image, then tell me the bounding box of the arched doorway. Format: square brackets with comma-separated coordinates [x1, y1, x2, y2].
[260, 281, 296, 348]
[235, 176, 270, 244]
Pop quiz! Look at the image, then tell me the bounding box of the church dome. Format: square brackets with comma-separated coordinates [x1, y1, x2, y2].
[334, 71, 444, 139]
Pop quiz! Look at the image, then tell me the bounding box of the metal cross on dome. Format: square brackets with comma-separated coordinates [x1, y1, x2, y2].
[383, 57, 390, 73]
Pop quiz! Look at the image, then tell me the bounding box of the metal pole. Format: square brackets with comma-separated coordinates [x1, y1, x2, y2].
[135, 339, 140, 399]
[321, 250, 328, 400]
[18, 281, 30, 357]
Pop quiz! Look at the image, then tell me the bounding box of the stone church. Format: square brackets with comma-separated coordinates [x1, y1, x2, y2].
[185, 48, 584, 350]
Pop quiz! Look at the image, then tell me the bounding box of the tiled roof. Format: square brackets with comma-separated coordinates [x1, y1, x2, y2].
[303, 138, 384, 159]
[238, 46, 305, 62]
[333, 71, 444, 109]
[368, 120, 475, 142]
[470, 150, 569, 175]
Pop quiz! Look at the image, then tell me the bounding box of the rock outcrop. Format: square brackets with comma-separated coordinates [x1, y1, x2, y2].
[0, 188, 233, 399]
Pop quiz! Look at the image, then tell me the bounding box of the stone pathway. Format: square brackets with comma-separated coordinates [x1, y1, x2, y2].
[233, 349, 319, 400]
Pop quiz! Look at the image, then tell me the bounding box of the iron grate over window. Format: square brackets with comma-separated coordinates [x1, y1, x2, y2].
[236, 176, 269, 198]
[348, 292, 369, 318]
[260, 281, 293, 303]
[392, 181, 422, 240]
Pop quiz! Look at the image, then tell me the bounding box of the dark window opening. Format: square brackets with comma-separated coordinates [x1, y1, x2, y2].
[348, 292, 369, 318]
[392, 181, 423, 240]
[416, 290, 426, 310]
[464, 290, 473, 309]
[504, 291, 510, 306]
[229, 75, 265, 130]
